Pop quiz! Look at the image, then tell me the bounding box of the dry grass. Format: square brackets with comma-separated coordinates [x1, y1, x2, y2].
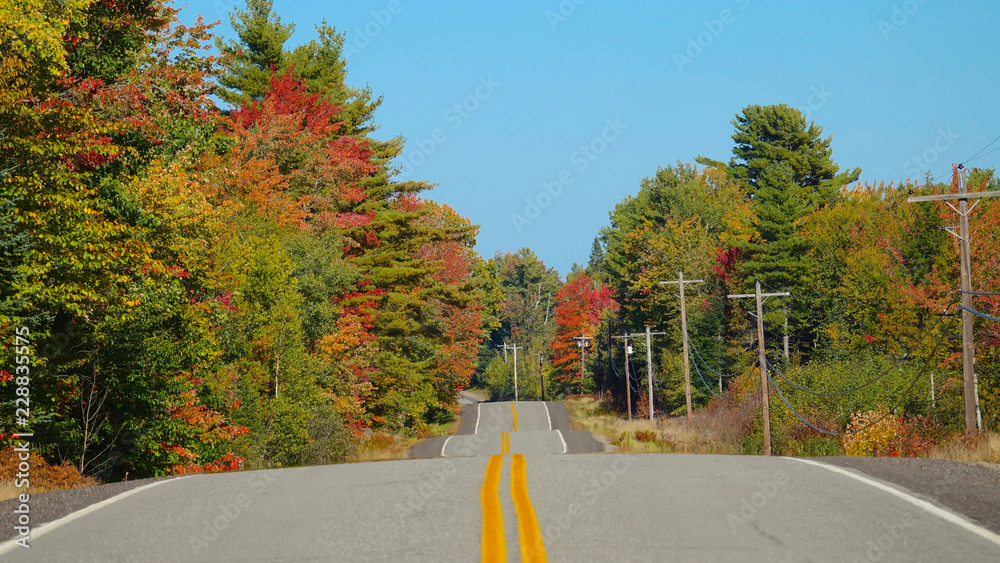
[0, 447, 99, 501]
[929, 431, 1000, 465]
[0, 481, 21, 502]
[565, 395, 740, 455]
[347, 419, 458, 463]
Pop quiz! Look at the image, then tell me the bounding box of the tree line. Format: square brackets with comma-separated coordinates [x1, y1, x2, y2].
[0, 0, 497, 478]
[3, 1, 998, 478]
[545, 104, 1000, 453]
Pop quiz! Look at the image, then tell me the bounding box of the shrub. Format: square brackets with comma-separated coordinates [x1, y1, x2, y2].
[0, 446, 99, 500]
[298, 405, 352, 466]
[634, 429, 658, 443]
[842, 408, 902, 456]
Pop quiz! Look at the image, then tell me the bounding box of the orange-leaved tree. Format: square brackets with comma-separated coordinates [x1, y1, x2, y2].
[551, 273, 617, 393]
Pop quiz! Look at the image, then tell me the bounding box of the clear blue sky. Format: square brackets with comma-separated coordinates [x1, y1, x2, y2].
[177, 0, 1000, 276]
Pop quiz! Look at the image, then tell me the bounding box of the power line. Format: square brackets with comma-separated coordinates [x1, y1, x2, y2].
[688, 336, 737, 379]
[961, 289, 1000, 297]
[761, 313, 948, 397]
[728, 280, 789, 456]
[965, 144, 1000, 166]
[690, 350, 722, 398]
[765, 328, 946, 437]
[963, 133, 1000, 164]
[960, 304, 1000, 324]
[686, 334, 722, 398]
[923, 136, 1000, 184]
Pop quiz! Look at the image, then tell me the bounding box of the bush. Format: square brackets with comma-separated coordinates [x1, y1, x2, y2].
[778, 352, 933, 430]
[0, 446, 98, 500]
[634, 429, 658, 443]
[298, 405, 351, 466]
[789, 435, 843, 456]
[842, 408, 903, 456]
[483, 356, 515, 401]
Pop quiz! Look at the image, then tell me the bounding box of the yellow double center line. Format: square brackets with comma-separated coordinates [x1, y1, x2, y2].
[481, 402, 547, 562]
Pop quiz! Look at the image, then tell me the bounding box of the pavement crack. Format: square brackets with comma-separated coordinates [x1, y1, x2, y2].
[750, 520, 786, 549]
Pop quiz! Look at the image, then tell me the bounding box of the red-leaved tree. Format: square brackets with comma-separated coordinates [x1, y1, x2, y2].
[551, 273, 617, 392]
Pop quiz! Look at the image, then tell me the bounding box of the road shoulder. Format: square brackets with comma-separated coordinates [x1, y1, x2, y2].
[0, 475, 178, 542]
[810, 456, 1000, 534]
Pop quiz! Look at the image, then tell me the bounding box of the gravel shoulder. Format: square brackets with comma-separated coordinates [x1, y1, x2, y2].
[812, 456, 1000, 534]
[0, 475, 179, 543]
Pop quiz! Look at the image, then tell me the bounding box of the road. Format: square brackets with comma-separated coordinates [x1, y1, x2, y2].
[2, 400, 999, 561]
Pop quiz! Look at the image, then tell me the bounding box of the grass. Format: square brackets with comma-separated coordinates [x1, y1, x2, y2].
[347, 418, 459, 463]
[0, 447, 99, 501]
[566, 395, 1000, 466]
[930, 431, 1000, 465]
[564, 395, 740, 455]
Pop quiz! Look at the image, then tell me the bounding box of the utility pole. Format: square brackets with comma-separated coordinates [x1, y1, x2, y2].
[660, 272, 704, 423]
[502, 340, 508, 363]
[572, 335, 593, 389]
[611, 333, 634, 420]
[907, 163, 1000, 433]
[614, 328, 665, 420]
[531, 351, 546, 401]
[502, 342, 523, 400]
[729, 281, 789, 456]
[930, 371, 936, 410]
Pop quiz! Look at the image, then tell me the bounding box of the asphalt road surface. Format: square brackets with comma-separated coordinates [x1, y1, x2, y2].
[2, 400, 999, 561]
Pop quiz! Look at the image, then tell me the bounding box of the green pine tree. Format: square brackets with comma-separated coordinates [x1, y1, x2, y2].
[215, 0, 294, 106]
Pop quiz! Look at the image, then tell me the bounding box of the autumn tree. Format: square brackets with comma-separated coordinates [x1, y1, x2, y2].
[551, 273, 617, 394]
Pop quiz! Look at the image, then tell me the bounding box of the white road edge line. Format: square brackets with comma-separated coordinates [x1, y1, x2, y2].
[440, 435, 453, 458]
[785, 457, 1000, 547]
[556, 429, 568, 454]
[474, 402, 482, 434]
[0, 476, 189, 555]
[542, 401, 552, 431]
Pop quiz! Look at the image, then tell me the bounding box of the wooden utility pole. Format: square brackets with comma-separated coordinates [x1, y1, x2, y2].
[531, 351, 546, 401]
[907, 163, 1000, 433]
[613, 328, 665, 420]
[502, 343, 523, 400]
[729, 281, 789, 456]
[572, 335, 593, 389]
[611, 333, 634, 420]
[930, 371, 936, 410]
[660, 272, 704, 423]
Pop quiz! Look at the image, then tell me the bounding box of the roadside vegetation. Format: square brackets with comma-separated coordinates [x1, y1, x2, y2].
[565, 395, 1000, 466]
[0, 446, 98, 501]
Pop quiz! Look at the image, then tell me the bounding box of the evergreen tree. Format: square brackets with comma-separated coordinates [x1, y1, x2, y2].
[739, 162, 814, 290]
[215, 0, 294, 106]
[286, 23, 382, 139]
[726, 104, 860, 203]
[711, 105, 860, 360]
[587, 236, 605, 279]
